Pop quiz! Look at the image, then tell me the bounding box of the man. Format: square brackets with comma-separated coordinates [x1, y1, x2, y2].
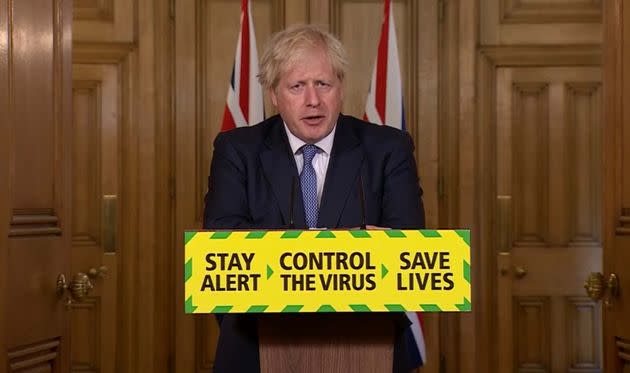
[204, 24, 425, 373]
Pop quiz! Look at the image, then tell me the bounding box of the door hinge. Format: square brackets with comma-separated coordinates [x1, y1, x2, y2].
[438, 173, 445, 200]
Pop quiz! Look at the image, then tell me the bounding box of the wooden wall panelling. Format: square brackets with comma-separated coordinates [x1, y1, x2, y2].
[500, 0, 602, 24]
[153, 0, 175, 371]
[481, 0, 602, 45]
[622, 1, 630, 214]
[416, 0, 440, 372]
[0, 0, 8, 367]
[136, 0, 175, 371]
[120, 48, 140, 373]
[440, 0, 460, 228]
[137, 0, 158, 364]
[174, 0, 197, 368]
[455, 0, 480, 372]
[285, 0, 309, 24]
[439, 2, 463, 367]
[74, 0, 135, 42]
[75, 0, 114, 21]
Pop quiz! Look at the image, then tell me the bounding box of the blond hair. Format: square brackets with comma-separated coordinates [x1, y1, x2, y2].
[258, 24, 348, 90]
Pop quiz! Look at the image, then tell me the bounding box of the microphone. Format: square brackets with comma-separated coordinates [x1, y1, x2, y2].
[358, 174, 367, 230]
[289, 176, 296, 229]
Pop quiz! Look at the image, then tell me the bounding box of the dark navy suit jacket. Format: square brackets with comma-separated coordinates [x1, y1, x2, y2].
[203, 114, 425, 373]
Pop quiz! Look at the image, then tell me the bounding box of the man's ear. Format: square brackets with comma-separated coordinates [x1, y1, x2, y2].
[269, 88, 278, 107]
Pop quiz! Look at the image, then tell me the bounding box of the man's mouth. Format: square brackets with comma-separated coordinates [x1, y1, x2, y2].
[302, 115, 325, 125]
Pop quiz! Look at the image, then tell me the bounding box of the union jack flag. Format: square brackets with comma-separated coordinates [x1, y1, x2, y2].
[221, 0, 264, 131]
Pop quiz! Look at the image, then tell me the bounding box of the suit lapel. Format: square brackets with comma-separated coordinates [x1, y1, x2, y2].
[259, 118, 307, 228]
[318, 115, 363, 228]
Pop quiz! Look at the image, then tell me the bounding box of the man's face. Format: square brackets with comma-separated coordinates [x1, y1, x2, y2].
[270, 47, 343, 144]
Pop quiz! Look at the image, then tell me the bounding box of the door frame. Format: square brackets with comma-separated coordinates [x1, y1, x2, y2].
[602, 0, 625, 370]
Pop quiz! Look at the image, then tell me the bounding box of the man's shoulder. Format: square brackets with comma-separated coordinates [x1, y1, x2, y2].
[215, 115, 281, 148]
[340, 114, 411, 146]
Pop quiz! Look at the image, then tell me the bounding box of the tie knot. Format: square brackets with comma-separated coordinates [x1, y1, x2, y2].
[302, 144, 318, 165]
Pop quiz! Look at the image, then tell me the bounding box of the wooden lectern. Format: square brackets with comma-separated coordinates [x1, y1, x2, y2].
[258, 313, 402, 373]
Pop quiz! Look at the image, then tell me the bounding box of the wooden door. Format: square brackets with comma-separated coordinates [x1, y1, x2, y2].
[69, 63, 121, 373]
[603, 0, 630, 371]
[0, 0, 73, 371]
[70, 1, 135, 371]
[494, 66, 603, 372]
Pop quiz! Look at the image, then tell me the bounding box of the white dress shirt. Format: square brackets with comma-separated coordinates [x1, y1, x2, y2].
[284, 123, 336, 206]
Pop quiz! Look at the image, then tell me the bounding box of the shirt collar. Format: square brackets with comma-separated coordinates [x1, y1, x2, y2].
[284, 122, 336, 155]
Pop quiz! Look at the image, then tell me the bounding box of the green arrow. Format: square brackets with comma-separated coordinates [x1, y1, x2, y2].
[266, 265, 274, 279]
[381, 264, 389, 278]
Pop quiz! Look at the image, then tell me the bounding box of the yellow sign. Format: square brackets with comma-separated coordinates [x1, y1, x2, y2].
[184, 229, 471, 313]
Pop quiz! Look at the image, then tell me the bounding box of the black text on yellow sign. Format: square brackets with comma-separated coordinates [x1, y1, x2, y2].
[184, 230, 471, 313]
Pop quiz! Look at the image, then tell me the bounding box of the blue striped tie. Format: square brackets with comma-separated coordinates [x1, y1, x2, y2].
[300, 145, 319, 228]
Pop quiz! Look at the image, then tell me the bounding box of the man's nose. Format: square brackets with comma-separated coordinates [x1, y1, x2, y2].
[304, 85, 321, 107]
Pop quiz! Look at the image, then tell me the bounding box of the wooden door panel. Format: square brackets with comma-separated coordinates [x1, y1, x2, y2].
[73, 0, 134, 42]
[2, 0, 73, 371]
[70, 64, 120, 373]
[496, 66, 603, 373]
[481, 0, 602, 45]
